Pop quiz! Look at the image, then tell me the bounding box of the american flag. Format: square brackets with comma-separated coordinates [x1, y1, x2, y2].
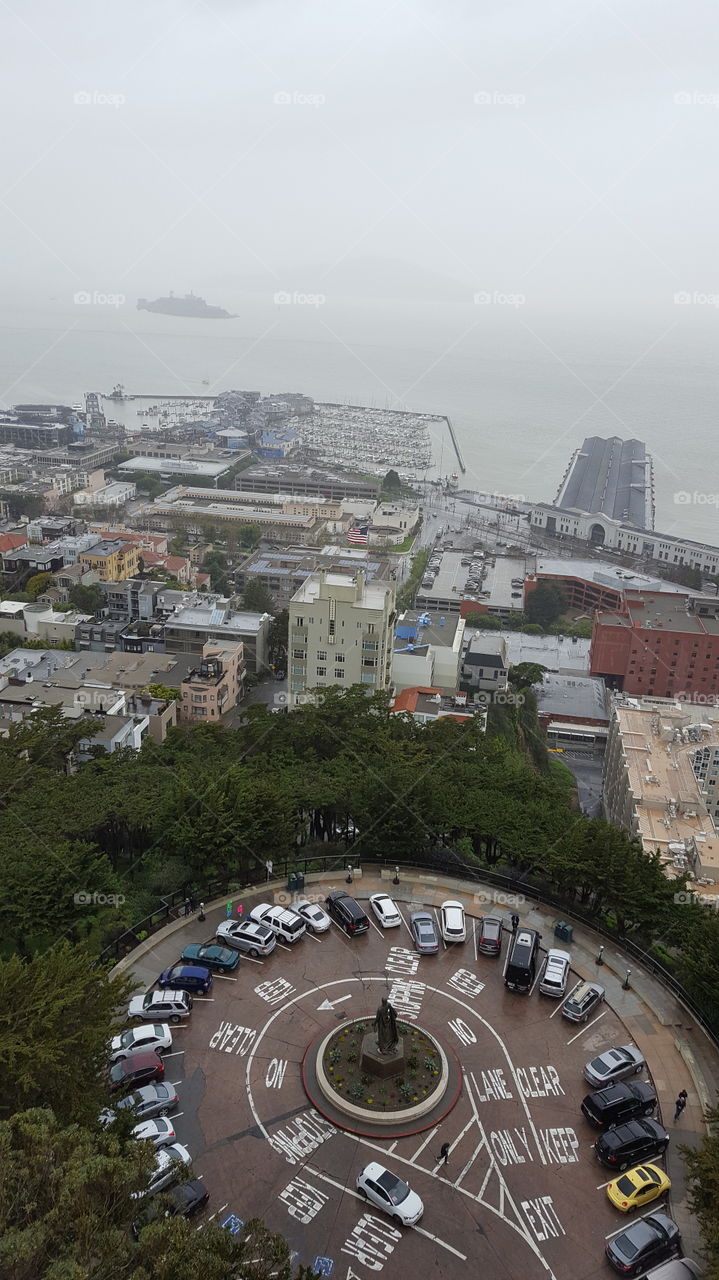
[347, 524, 369, 545]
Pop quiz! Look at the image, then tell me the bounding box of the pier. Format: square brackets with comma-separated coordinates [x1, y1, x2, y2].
[444, 415, 466, 473]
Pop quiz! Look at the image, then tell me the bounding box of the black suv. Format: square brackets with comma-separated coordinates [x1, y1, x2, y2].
[581, 1081, 657, 1130]
[325, 891, 369, 935]
[594, 1117, 669, 1171]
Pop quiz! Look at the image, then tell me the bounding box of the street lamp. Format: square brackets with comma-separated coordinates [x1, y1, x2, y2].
[622, 969, 631, 991]
[346, 865, 353, 884]
[596, 945, 604, 966]
[393, 865, 400, 886]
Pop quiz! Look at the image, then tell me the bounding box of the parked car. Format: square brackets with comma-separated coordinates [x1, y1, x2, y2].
[132, 1143, 192, 1200]
[606, 1163, 671, 1213]
[112, 1084, 179, 1121]
[132, 1118, 177, 1148]
[369, 893, 402, 928]
[128, 990, 192, 1024]
[439, 900, 466, 943]
[561, 980, 605, 1023]
[504, 928, 541, 992]
[356, 1162, 424, 1226]
[581, 1081, 657, 1129]
[605, 1212, 681, 1276]
[109, 1051, 165, 1094]
[294, 899, 331, 933]
[538, 948, 571, 998]
[583, 1045, 645, 1088]
[645, 1262, 701, 1280]
[157, 965, 212, 995]
[216, 919, 276, 957]
[595, 1118, 670, 1171]
[110, 1024, 172, 1063]
[325, 891, 370, 935]
[409, 911, 439, 954]
[180, 943, 240, 973]
[132, 1178, 209, 1237]
[478, 915, 503, 956]
[250, 902, 306, 944]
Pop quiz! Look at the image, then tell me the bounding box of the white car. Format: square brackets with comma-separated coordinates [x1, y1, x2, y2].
[369, 893, 402, 928]
[109, 1024, 172, 1062]
[538, 949, 571, 998]
[132, 1143, 192, 1199]
[132, 1117, 176, 1148]
[250, 902, 306, 944]
[439, 899, 466, 943]
[356, 1162, 424, 1226]
[294, 899, 331, 933]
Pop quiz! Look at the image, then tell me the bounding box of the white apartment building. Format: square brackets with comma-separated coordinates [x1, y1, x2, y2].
[288, 569, 396, 706]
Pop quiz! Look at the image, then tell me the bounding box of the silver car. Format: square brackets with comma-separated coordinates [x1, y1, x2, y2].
[294, 899, 331, 933]
[216, 919, 276, 957]
[584, 1044, 645, 1088]
[132, 1143, 192, 1199]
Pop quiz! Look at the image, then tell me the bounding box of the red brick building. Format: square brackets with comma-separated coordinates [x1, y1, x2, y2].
[590, 589, 719, 701]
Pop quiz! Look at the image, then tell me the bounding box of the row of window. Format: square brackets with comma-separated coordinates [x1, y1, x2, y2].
[293, 617, 377, 633]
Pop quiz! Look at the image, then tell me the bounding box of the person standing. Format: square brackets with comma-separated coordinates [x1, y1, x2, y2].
[674, 1090, 688, 1121]
[511, 913, 520, 933]
[226, 900, 233, 919]
[435, 1142, 450, 1166]
[183, 897, 191, 917]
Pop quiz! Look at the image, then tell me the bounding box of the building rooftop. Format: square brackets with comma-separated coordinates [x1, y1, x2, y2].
[556, 435, 652, 528]
[119, 456, 231, 477]
[390, 686, 473, 721]
[396, 609, 462, 651]
[467, 629, 591, 675]
[166, 605, 270, 633]
[533, 556, 694, 596]
[292, 572, 391, 610]
[536, 673, 609, 724]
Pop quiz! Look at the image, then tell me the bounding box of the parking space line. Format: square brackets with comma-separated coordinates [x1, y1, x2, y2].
[213, 974, 239, 981]
[275, 942, 291, 952]
[473, 921, 478, 962]
[529, 966, 542, 996]
[605, 1205, 666, 1239]
[548, 998, 565, 1018]
[164, 1050, 185, 1058]
[595, 1178, 611, 1189]
[367, 915, 384, 939]
[168, 1080, 183, 1086]
[304, 931, 323, 942]
[305, 1165, 466, 1262]
[396, 905, 414, 939]
[194, 997, 215, 1001]
[434, 906, 446, 950]
[243, 955, 264, 964]
[172, 1112, 184, 1120]
[566, 1010, 607, 1044]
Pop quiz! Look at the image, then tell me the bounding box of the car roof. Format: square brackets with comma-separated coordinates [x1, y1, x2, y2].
[441, 900, 463, 910]
[546, 949, 570, 963]
[118, 1050, 162, 1070]
[411, 910, 432, 921]
[166, 964, 210, 978]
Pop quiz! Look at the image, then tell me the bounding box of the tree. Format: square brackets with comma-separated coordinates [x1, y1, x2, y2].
[201, 550, 229, 592]
[25, 572, 52, 601]
[682, 1105, 719, 1278]
[0, 1108, 312, 1280]
[242, 578, 275, 614]
[464, 612, 502, 629]
[508, 662, 547, 689]
[383, 468, 401, 491]
[146, 683, 181, 702]
[524, 580, 567, 629]
[238, 522, 262, 550]
[267, 609, 288, 669]
[69, 583, 106, 614]
[0, 491, 45, 519]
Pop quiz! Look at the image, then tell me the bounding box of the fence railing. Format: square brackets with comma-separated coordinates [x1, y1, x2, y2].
[99, 848, 719, 1048]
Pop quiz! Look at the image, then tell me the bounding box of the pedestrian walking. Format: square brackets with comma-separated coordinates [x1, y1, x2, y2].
[266, 859, 273, 882]
[226, 900, 233, 919]
[674, 1090, 688, 1121]
[183, 897, 191, 917]
[198, 902, 206, 922]
[511, 913, 520, 933]
[189, 893, 196, 912]
[435, 1142, 450, 1166]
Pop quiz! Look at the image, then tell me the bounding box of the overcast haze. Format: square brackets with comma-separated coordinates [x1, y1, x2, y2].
[3, 0, 719, 315]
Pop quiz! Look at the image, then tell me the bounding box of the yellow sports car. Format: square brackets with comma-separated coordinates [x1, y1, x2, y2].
[606, 1163, 671, 1212]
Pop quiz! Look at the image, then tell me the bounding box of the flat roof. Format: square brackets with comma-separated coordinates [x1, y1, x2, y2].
[534, 556, 692, 595]
[465, 629, 591, 675]
[166, 606, 269, 632]
[557, 436, 651, 527]
[536, 674, 609, 723]
[119, 456, 231, 476]
[397, 609, 463, 650]
[292, 573, 390, 609]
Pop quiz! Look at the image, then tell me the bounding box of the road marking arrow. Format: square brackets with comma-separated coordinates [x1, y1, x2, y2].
[317, 994, 352, 1011]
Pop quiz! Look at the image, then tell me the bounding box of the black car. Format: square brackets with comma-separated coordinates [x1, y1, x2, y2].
[605, 1211, 681, 1277]
[595, 1118, 669, 1171]
[581, 1081, 657, 1129]
[478, 916, 503, 956]
[132, 1178, 209, 1238]
[325, 891, 369, 935]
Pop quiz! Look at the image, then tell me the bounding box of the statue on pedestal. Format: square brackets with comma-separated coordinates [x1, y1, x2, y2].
[374, 996, 399, 1055]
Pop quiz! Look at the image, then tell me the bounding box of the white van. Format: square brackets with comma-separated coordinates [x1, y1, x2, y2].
[539, 949, 571, 998]
[250, 902, 306, 944]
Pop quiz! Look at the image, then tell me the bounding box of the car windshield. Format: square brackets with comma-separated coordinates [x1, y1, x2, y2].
[377, 1171, 409, 1205]
[110, 1062, 126, 1082]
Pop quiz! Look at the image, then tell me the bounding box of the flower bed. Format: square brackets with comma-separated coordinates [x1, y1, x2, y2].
[322, 1020, 443, 1113]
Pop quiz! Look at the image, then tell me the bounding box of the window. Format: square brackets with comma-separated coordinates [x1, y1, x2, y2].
[334, 669, 344, 679]
[367, 623, 375, 634]
[308, 617, 314, 624]
[317, 650, 327, 661]
[292, 649, 305, 659]
[316, 666, 326, 676]
[335, 653, 344, 663]
[295, 616, 304, 627]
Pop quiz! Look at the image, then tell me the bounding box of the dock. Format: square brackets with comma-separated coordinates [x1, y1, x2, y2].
[445, 415, 466, 473]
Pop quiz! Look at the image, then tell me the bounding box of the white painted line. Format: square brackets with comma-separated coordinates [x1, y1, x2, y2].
[473, 921, 478, 962]
[194, 997, 215, 1002]
[168, 1080, 184, 1086]
[213, 974, 239, 981]
[164, 1050, 185, 1059]
[529, 965, 542, 996]
[410, 1125, 439, 1161]
[304, 1165, 466, 1262]
[566, 1010, 607, 1045]
[172, 1112, 184, 1120]
[595, 1178, 612, 1189]
[304, 931, 323, 942]
[548, 998, 565, 1018]
[453, 1138, 486, 1187]
[605, 1204, 666, 1239]
[243, 955, 264, 965]
[386, 1140, 397, 1153]
[275, 942, 291, 952]
[367, 915, 384, 939]
[434, 907, 446, 951]
[396, 905, 414, 939]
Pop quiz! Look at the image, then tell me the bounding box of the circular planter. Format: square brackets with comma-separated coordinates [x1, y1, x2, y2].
[315, 1017, 449, 1125]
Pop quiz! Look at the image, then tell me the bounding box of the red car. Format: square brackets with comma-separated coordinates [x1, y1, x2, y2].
[109, 1050, 165, 1094]
[478, 916, 504, 956]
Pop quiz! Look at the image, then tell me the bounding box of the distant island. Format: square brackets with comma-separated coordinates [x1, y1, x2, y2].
[137, 292, 235, 319]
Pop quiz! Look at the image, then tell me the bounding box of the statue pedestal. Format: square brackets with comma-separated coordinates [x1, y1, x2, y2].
[360, 1033, 405, 1080]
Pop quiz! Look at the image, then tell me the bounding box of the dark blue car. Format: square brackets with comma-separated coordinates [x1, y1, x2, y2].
[157, 964, 212, 995]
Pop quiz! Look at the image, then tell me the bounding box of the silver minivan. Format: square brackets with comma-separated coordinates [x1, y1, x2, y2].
[539, 949, 571, 998]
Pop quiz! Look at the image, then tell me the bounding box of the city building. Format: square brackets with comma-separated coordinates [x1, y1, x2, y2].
[553, 436, 654, 529]
[603, 695, 719, 895]
[179, 642, 245, 723]
[26, 516, 80, 543]
[535, 673, 609, 748]
[529, 501, 719, 579]
[79, 539, 141, 582]
[140, 552, 192, 584]
[119, 621, 167, 654]
[389, 686, 479, 726]
[525, 555, 694, 614]
[39, 563, 100, 604]
[236, 546, 393, 605]
[118, 455, 234, 480]
[392, 609, 466, 694]
[416, 549, 524, 618]
[0, 416, 73, 450]
[257, 427, 300, 458]
[461, 634, 509, 693]
[144, 495, 331, 545]
[368, 503, 420, 546]
[590, 590, 719, 701]
[237, 463, 380, 502]
[163, 601, 271, 673]
[73, 477, 136, 507]
[288, 569, 396, 706]
[101, 577, 167, 621]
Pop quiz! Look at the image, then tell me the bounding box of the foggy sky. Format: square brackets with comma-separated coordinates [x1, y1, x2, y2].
[2, 0, 719, 316]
